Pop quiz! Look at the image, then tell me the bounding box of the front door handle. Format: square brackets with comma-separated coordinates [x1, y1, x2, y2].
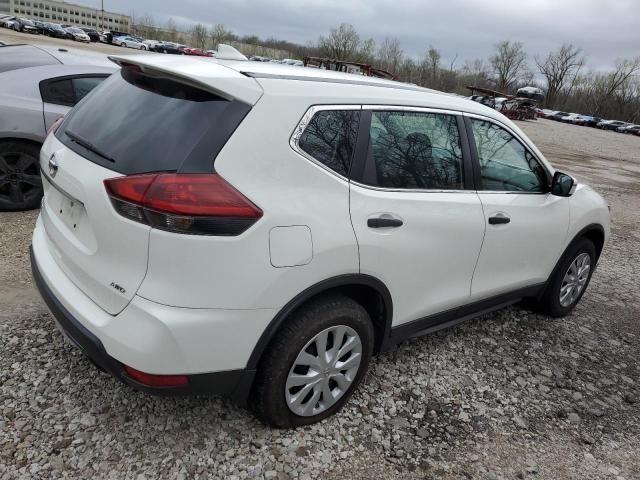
[367, 217, 403, 228]
[488, 214, 510, 225]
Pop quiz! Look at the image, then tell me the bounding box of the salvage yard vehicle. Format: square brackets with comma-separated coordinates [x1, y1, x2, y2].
[573, 115, 602, 127]
[112, 36, 148, 50]
[148, 41, 186, 55]
[13, 17, 39, 34]
[616, 124, 640, 134]
[31, 52, 610, 428]
[597, 119, 628, 131]
[0, 44, 116, 211]
[65, 27, 91, 43]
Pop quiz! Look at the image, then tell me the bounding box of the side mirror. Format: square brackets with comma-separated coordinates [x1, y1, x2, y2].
[551, 171, 576, 197]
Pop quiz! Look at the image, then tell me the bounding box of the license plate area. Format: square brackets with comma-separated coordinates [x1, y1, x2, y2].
[43, 175, 87, 234]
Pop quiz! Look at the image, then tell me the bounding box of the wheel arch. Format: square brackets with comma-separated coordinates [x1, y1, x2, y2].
[245, 274, 393, 370]
[545, 223, 606, 291]
[0, 133, 45, 146]
[579, 224, 605, 262]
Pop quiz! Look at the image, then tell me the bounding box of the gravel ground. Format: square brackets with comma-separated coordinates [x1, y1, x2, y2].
[1, 117, 640, 477]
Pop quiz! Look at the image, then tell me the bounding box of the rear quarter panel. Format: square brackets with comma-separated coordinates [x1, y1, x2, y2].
[138, 93, 360, 309]
[0, 94, 46, 142]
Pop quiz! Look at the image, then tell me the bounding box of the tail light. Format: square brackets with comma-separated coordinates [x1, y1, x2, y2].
[47, 116, 65, 136]
[104, 173, 262, 236]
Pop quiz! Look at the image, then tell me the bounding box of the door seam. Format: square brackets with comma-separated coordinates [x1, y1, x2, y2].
[469, 191, 487, 296]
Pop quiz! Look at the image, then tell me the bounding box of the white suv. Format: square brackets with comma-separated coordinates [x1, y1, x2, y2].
[31, 54, 610, 427]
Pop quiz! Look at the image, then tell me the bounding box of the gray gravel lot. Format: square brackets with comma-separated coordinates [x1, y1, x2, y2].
[1, 116, 639, 477]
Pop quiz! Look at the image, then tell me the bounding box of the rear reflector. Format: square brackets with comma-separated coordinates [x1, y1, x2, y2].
[123, 365, 188, 387]
[104, 173, 262, 235]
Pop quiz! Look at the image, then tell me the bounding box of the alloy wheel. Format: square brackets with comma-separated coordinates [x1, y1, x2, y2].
[285, 325, 362, 417]
[0, 150, 42, 207]
[559, 252, 591, 307]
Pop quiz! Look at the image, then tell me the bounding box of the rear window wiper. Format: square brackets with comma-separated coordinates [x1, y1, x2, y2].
[64, 130, 115, 163]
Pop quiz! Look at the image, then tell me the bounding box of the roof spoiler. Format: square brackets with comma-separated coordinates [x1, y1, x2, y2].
[107, 54, 262, 105]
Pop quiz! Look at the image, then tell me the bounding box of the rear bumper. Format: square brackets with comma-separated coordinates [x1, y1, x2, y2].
[29, 213, 278, 405]
[31, 244, 255, 404]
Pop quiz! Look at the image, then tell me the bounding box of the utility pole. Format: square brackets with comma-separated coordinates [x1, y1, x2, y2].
[101, 0, 104, 32]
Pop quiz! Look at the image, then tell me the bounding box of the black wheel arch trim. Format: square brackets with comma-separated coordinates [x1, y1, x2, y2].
[245, 274, 393, 369]
[543, 223, 605, 294]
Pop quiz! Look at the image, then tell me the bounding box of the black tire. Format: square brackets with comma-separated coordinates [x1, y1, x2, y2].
[537, 238, 597, 318]
[251, 295, 374, 428]
[0, 140, 43, 212]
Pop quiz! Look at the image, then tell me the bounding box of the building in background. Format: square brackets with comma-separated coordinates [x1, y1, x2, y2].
[0, 0, 129, 31]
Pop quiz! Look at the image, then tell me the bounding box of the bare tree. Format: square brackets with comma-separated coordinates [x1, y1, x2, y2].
[377, 37, 404, 75]
[165, 18, 178, 42]
[318, 24, 361, 60]
[190, 23, 208, 49]
[354, 37, 376, 64]
[490, 41, 527, 91]
[134, 12, 155, 39]
[209, 23, 232, 50]
[536, 44, 584, 107]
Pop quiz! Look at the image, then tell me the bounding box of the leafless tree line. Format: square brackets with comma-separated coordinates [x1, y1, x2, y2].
[130, 17, 640, 122]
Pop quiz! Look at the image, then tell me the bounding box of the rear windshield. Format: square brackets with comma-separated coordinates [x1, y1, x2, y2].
[0, 45, 60, 73]
[57, 68, 251, 174]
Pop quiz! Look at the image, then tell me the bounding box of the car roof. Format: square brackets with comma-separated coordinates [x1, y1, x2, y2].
[109, 54, 509, 122]
[0, 44, 61, 73]
[0, 44, 114, 72]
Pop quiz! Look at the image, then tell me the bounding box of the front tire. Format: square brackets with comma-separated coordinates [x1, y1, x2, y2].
[251, 295, 374, 428]
[537, 238, 596, 317]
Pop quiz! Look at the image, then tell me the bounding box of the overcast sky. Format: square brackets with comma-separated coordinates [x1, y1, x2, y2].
[76, 0, 637, 70]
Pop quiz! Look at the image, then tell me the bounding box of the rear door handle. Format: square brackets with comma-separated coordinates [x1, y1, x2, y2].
[367, 217, 403, 228]
[488, 214, 510, 225]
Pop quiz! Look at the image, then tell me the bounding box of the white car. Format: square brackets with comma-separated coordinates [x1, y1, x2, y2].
[32, 52, 610, 428]
[113, 36, 147, 50]
[65, 27, 91, 43]
[560, 113, 581, 123]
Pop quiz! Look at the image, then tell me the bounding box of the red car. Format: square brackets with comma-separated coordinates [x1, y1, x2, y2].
[180, 47, 213, 57]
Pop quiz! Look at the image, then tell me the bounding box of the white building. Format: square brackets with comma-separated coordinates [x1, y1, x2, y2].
[0, 0, 129, 31]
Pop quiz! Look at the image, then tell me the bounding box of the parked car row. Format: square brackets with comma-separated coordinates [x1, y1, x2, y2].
[541, 109, 640, 135]
[0, 14, 98, 43]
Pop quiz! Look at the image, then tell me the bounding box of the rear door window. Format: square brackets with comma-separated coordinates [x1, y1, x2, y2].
[40, 78, 75, 106]
[361, 110, 464, 189]
[297, 109, 360, 177]
[56, 68, 251, 174]
[40, 75, 108, 106]
[72, 77, 105, 102]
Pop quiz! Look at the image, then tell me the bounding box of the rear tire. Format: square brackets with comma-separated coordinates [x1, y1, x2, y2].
[0, 140, 43, 212]
[251, 295, 374, 428]
[537, 238, 596, 317]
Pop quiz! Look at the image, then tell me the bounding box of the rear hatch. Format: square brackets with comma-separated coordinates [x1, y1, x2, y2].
[40, 58, 262, 314]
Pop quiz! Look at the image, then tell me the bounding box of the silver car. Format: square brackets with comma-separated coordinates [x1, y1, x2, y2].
[0, 44, 116, 211]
